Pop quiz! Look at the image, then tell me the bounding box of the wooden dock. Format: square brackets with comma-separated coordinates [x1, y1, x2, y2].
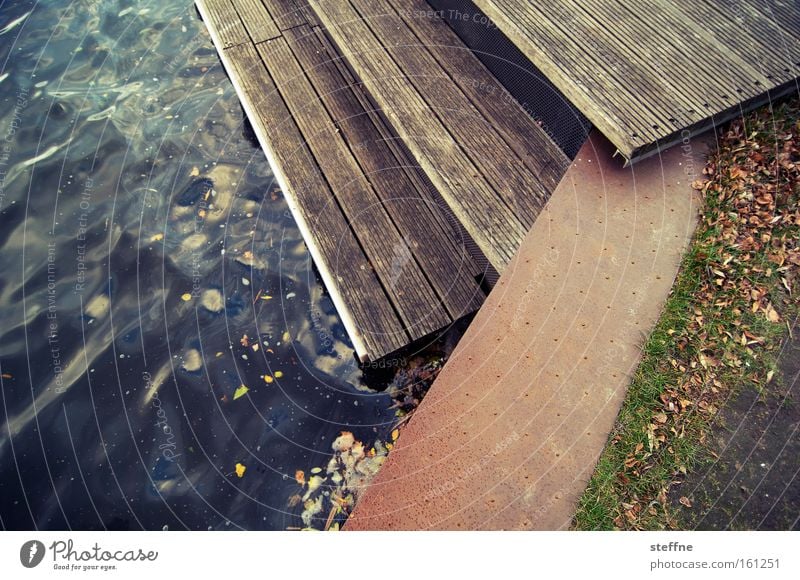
[195, 0, 570, 361]
[469, 0, 800, 161]
[197, 0, 799, 360]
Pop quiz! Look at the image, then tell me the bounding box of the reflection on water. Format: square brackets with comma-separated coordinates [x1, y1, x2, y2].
[0, 0, 450, 530]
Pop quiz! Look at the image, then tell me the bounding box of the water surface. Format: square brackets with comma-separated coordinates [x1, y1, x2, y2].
[0, 0, 425, 530]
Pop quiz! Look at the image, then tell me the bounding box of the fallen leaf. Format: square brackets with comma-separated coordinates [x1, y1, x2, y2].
[149, 233, 164, 242]
[679, 496, 693, 508]
[274, 371, 283, 379]
[391, 429, 399, 442]
[233, 385, 249, 400]
[264, 375, 274, 384]
[765, 304, 780, 322]
[190, 166, 200, 177]
[295, 470, 306, 486]
[235, 463, 246, 478]
[180, 293, 192, 302]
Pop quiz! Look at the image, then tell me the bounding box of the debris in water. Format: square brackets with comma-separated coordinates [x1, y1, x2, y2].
[200, 288, 224, 313]
[181, 349, 202, 372]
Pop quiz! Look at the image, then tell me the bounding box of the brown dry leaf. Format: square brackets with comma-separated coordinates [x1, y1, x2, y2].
[679, 496, 693, 508]
[765, 304, 780, 323]
[295, 470, 306, 486]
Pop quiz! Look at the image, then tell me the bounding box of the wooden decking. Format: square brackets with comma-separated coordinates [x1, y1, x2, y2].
[196, 0, 569, 361]
[471, 0, 800, 161]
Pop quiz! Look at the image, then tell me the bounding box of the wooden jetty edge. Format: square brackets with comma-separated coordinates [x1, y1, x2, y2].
[469, 0, 800, 163]
[195, 0, 570, 361]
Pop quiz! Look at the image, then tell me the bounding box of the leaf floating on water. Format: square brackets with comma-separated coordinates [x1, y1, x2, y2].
[303, 475, 324, 500]
[150, 233, 164, 242]
[287, 494, 302, 508]
[240, 334, 250, 347]
[235, 463, 246, 478]
[189, 166, 200, 177]
[274, 371, 283, 379]
[295, 470, 305, 486]
[1, 373, 12, 379]
[260, 295, 273, 301]
[264, 375, 273, 384]
[233, 385, 249, 400]
[310, 467, 322, 475]
[180, 293, 192, 302]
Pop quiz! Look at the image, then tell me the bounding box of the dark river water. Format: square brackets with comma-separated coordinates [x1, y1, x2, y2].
[0, 0, 445, 530]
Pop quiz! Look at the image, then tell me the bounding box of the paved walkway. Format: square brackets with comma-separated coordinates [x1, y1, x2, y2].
[346, 131, 705, 529]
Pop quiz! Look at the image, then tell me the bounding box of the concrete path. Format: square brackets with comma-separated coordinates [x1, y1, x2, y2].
[346, 131, 705, 530]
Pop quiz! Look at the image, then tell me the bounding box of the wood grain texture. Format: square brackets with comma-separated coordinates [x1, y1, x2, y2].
[310, 0, 566, 270]
[197, 0, 534, 360]
[470, 0, 800, 160]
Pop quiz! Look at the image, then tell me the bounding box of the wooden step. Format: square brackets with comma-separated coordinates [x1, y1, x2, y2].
[196, 0, 570, 360]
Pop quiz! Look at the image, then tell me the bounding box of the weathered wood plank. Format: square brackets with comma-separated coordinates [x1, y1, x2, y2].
[286, 26, 485, 318]
[311, 0, 535, 270]
[230, 0, 281, 43]
[256, 36, 452, 336]
[470, 0, 800, 160]
[393, 0, 570, 193]
[198, 0, 250, 48]
[219, 41, 410, 358]
[261, 0, 317, 30]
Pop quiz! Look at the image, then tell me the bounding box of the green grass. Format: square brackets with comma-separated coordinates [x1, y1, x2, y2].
[573, 99, 800, 530]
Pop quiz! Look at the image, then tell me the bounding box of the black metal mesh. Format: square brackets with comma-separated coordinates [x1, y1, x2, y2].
[427, 0, 592, 159]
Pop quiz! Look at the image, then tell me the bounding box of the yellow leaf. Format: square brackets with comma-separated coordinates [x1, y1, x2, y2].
[261, 295, 273, 300]
[295, 470, 305, 486]
[391, 429, 399, 442]
[180, 293, 192, 302]
[190, 166, 200, 177]
[264, 375, 273, 384]
[233, 385, 249, 400]
[274, 371, 283, 379]
[235, 463, 246, 478]
[149, 233, 164, 242]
